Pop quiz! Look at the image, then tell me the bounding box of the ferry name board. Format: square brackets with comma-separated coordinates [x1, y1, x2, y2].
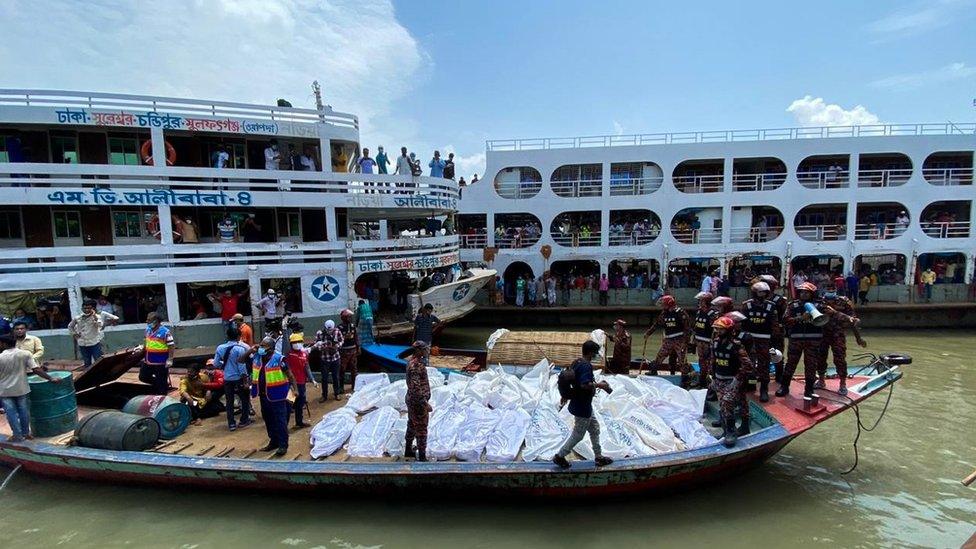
[355, 252, 460, 273]
[51, 108, 316, 138]
[46, 188, 253, 207]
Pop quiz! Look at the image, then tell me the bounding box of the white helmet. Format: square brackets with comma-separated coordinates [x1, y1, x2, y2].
[751, 281, 770, 293]
[770, 348, 784, 364]
[324, 320, 335, 330]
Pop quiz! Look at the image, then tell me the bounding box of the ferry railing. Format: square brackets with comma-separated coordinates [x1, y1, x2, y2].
[608, 176, 664, 196]
[731, 173, 786, 192]
[795, 224, 846, 241]
[853, 223, 909, 240]
[551, 179, 603, 198]
[670, 227, 722, 244]
[672, 174, 724, 193]
[729, 226, 783, 243]
[495, 181, 542, 199]
[486, 122, 976, 151]
[0, 163, 459, 201]
[459, 234, 487, 249]
[796, 170, 851, 189]
[856, 168, 912, 187]
[921, 221, 971, 238]
[551, 232, 602, 247]
[0, 89, 358, 129]
[0, 235, 458, 274]
[496, 234, 541, 249]
[922, 167, 974, 186]
[608, 232, 658, 246]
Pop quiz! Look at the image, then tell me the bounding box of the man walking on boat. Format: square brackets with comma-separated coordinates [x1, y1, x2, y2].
[212, 327, 252, 431]
[248, 337, 297, 457]
[404, 341, 432, 461]
[553, 340, 614, 469]
[644, 295, 692, 385]
[816, 292, 865, 396]
[338, 309, 360, 394]
[139, 312, 174, 395]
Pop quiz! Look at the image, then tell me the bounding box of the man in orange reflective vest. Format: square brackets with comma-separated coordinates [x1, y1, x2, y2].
[247, 337, 297, 456]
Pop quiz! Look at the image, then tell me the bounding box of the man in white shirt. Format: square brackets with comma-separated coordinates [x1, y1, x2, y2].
[0, 334, 61, 441]
[215, 145, 230, 168]
[700, 272, 713, 294]
[255, 289, 281, 329]
[67, 299, 119, 369]
[300, 151, 316, 171]
[264, 140, 281, 170]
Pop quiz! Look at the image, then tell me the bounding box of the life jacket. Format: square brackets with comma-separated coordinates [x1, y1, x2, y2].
[786, 300, 824, 339]
[742, 298, 776, 339]
[339, 321, 357, 350]
[661, 309, 686, 338]
[712, 337, 743, 378]
[693, 309, 717, 342]
[770, 293, 787, 320]
[251, 352, 289, 401]
[144, 325, 171, 365]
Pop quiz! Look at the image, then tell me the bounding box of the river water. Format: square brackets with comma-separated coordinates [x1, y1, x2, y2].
[0, 328, 973, 548]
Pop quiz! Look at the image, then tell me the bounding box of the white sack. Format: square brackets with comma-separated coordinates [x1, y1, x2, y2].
[348, 406, 400, 458]
[427, 404, 468, 461]
[354, 372, 390, 392]
[485, 408, 530, 462]
[522, 403, 572, 462]
[427, 366, 446, 390]
[595, 409, 653, 459]
[345, 377, 391, 413]
[455, 404, 502, 462]
[384, 415, 408, 457]
[309, 407, 358, 459]
[429, 385, 457, 410]
[376, 379, 408, 412]
[447, 372, 470, 386]
[669, 415, 718, 449]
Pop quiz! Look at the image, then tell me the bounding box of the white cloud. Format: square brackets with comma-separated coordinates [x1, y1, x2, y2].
[0, 0, 426, 146]
[442, 146, 486, 180]
[866, 0, 975, 39]
[871, 62, 976, 89]
[786, 96, 882, 127]
[612, 121, 625, 135]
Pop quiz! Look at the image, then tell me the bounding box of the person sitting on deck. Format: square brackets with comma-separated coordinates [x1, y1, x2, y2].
[246, 337, 297, 457]
[552, 340, 614, 469]
[178, 364, 221, 425]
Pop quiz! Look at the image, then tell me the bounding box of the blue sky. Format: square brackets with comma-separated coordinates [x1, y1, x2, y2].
[1, 0, 974, 177]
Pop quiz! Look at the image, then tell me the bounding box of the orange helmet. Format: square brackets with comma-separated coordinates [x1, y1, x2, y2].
[712, 316, 735, 330]
[797, 282, 818, 293]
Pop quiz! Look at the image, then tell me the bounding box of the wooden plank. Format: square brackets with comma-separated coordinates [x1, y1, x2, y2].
[242, 449, 257, 459]
[170, 442, 193, 454]
[195, 444, 216, 456]
[152, 440, 178, 452]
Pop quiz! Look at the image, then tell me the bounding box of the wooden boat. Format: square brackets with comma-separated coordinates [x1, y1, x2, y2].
[0, 353, 905, 497]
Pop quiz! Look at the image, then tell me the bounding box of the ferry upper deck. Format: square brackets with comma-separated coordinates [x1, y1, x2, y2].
[458, 123, 975, 303]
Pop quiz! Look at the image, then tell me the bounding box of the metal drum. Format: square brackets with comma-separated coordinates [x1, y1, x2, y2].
[75, 410, 160, 451]
[27, 371, 78, 438]
[122, 395, 191, 439]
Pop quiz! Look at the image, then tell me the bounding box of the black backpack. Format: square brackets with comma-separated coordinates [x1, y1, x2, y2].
[557, 366, 577, 400]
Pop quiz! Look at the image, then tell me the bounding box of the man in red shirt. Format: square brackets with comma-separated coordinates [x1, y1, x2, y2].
[285, 333, 316, 428]
[833, 274, 846, 294]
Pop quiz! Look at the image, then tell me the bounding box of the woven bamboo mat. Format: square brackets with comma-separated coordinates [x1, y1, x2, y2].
[487, 331, 605, 369]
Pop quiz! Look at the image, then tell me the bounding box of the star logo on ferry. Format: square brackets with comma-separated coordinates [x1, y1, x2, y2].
[453, 283, 471, 301]
[310, 275, 341, 302]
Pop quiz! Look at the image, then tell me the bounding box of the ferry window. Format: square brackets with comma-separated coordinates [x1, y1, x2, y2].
[51, 135, 78, 164]
[52, 211, 81, 238]
[0, 136, 7, 163]
[277, 211, 301, 238]
[0, 210, 22, 239]
[112, 209, 153, 238]
[109, 138, 140, 166]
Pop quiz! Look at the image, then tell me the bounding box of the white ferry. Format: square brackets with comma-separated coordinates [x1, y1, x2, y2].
[0, 89, 493, 359]
[457, 124, 975, 305]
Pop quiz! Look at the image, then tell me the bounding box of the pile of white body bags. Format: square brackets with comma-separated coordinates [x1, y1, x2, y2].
[309, 360, 718, 461]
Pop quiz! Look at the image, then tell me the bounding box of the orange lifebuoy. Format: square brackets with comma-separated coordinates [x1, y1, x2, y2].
[141, 140, 177, 166]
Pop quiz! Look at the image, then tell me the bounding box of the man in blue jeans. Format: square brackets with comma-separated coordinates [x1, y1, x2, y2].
[0, 335, 61, 441]
[553, 340, 614, 469]
[67, 299, 118, 369]
[212, 327, 253, 431]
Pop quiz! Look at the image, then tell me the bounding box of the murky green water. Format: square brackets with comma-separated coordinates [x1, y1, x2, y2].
[1, 328, 974, 548]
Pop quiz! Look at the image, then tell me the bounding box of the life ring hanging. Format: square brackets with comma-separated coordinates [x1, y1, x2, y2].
[141, 140, 177, 166]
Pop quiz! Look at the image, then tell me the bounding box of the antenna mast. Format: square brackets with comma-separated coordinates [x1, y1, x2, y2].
[312, 81, 324, 111]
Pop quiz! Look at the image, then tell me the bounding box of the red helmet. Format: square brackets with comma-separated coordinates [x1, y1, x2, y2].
[659, 295, 676, 308]
[797, 282, 818, 293]
[712, 316, 735, 330]
[340, 308, 354, 320]
[694, 291, 714, 301]
[759, 274, 779, 288]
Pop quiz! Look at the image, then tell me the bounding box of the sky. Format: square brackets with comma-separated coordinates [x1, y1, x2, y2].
[1, 0, 974, 178]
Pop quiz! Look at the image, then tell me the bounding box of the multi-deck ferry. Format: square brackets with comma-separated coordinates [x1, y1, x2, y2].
[0, 89, 493, 359]
[458, 124, 974, 304]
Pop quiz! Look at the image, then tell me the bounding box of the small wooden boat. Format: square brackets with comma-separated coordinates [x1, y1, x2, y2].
[0, 350, 906, 497]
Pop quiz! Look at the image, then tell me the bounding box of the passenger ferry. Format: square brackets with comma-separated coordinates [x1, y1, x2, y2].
[458, 123, 975, 305]
[0, 89, 493, 359]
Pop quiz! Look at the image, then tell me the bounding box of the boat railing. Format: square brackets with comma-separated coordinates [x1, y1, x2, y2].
[729, 226, 783, 243]
[608, 176, 664, 196]
[459, 234, 487, 249]
[551, 179, 603, 198]
[853, 223, 909, 240]
[921, 220, 971, 238]
[495, 180, 542, 199]
[486, 122, 976, 151]
[922, 167, 974, 186]
[496, 234, 541, 249]
[0, 235, 459, 274]
[795, 224, 846, 241]
[552, 232, 602, 247]
[856, 168, 912, 187]
[0, 163, 459, 201]
[670, 227, 722, 244]
[796, 170, 851, 189]
[0, 88, 358, 129]
[731, 173, 787, 192]
[608, 232, 658, 246]
[672, 174, 724, 193]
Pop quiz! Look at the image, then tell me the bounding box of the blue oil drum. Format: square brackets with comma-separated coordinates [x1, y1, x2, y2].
[122, 395, 191, 439]
[27, 370, 78, 438]
[75, 410, 160, 451]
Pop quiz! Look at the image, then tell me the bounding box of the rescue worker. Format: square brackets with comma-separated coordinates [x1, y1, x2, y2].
[739, 281, 780, 402]
[338, 309, 360, 393]
[760, 274, 788, 381]
[285, 332, 316, 428]
[404, 341, 432, 462]
[711, 296, 734, 316]
[777, 282, 855, 398]
[247, 336, 298, 457]
[710, 316, 754, 447]
[643, 295, 692, 384]
[605, 319, 632, 375]
[690, 291, 717, 389]
[817, 292, 866, 395]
